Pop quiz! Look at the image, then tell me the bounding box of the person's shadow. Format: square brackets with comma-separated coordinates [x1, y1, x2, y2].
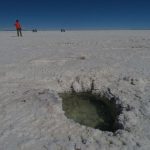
[10, 36, 18, 37]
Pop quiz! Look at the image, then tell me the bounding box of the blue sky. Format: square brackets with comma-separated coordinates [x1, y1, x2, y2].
[0, 0, 150, 30]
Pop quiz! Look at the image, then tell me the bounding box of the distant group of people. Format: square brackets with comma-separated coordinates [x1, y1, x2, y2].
[14, 19, 22, 37]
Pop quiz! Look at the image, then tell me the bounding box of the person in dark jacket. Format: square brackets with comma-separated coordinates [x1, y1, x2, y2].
[14, 20, 22, 37]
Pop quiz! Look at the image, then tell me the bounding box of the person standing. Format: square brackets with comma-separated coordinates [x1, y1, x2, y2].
[14, 20, 22, 37]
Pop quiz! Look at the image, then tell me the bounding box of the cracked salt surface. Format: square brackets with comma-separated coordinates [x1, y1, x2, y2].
[0, 31, 150, 150]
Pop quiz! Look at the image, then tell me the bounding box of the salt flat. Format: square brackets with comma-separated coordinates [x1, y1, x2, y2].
[0, 30, 150, 150]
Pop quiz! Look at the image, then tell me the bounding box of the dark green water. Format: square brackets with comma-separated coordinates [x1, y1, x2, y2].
[60, 92, 118, 131]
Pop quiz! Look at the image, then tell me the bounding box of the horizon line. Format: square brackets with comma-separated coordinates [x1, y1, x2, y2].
[2, 28, 150, 31]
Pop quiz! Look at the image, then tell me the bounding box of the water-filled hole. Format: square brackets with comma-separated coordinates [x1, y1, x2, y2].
[59, 91, 122, 132]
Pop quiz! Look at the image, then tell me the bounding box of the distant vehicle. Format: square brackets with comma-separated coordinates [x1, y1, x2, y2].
[61, 29, 65, 32]
[32, 29, 37, 32]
